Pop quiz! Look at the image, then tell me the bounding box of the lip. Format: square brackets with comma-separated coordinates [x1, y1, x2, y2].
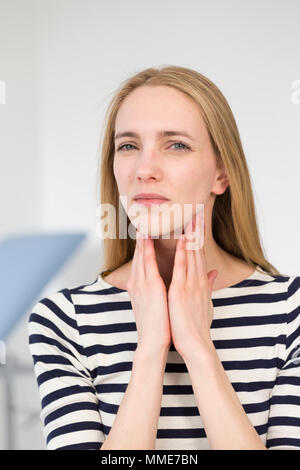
[133, 193, 169, 200]
[134, 199, 169, 206]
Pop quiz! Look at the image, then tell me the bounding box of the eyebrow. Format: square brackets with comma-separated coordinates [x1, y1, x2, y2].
[114, 130, 195, 142]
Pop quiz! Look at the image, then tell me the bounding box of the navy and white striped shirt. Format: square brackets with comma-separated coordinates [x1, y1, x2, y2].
[27, 265, 300, 450]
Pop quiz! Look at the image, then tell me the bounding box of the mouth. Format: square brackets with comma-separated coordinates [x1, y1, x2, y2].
[133, 198, 170, 206]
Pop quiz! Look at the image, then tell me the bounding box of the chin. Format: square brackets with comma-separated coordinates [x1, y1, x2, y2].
[127, 203, 187, 240]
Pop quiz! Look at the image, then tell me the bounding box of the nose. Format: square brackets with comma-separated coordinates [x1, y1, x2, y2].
[136, 151, 162, 181]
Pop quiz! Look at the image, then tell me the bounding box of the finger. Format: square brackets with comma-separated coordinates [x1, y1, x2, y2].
[184, 212, 194, 241]
[198, 245, 207, 277]
[196, 204, 204, 250]
[184, 212, 197, 284]
[193, 242, 204, 280]
[144, 236, 161, 280]
[186, 235, 197, 284]
[130, 230, 140, 281]
[184, 212, 197, 251]
[194, 206, 205, 277]
[136, 230, 146, 282]
[139, 231, 147, 281]
[185, 205, 204, 250]
[171, 234, 186, 283]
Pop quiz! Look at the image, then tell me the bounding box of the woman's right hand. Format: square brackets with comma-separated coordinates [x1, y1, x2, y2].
[126, 230, 172, 354]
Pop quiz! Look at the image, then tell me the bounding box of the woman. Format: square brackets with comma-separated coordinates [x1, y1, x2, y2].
[28, 65, 300, 450]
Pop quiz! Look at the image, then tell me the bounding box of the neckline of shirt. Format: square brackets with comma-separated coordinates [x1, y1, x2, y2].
[97, 264, 270, 296]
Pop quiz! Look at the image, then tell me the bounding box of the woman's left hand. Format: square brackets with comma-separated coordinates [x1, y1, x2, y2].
[168, 209, 218, 360]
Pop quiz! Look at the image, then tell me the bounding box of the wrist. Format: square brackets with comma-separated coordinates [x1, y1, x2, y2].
[180, 337, 216, 366]
[134, 344, 170, 363]
[131, 345, 169, 382]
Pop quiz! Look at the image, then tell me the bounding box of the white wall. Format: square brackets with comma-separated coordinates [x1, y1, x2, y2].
[1, 0, 299, 269]
[0, 0, 42, 238]
[0, 0, 299, 449]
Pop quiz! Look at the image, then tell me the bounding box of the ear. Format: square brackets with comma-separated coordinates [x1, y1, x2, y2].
[212, 162, 229, 195]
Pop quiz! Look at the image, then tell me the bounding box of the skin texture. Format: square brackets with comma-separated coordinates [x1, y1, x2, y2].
[109, 84, 254, 292]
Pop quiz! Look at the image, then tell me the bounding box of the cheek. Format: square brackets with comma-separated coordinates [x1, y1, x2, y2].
[113, 159, 131, 190]
[175, 164, 213, 202]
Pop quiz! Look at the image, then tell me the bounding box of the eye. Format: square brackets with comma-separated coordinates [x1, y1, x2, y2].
[171, 141, 190, 152]
[116, 141, 190, 152]
[116, 143, 137, 152]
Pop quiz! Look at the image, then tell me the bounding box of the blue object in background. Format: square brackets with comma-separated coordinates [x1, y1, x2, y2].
[0, 232, 86, 340]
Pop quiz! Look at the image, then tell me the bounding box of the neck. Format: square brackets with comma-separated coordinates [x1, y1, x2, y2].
[153, 234, 233, 292]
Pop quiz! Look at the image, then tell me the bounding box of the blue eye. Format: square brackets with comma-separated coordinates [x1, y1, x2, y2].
[171, 142, 190, 151]
[116, 142, 190, 152]
[117, 143, 136, 151]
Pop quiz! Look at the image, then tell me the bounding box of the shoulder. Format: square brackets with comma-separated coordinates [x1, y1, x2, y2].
[28, 274, 128, 330]
[251, 268, 299, 295]
[285, 274, 300, 322]
[286, 274, 300, 300]
[28, 289, 79, 353]
[266, 272, 300, 309]
[28, 287, 75, 324]
[28, 277, 102, 331]
[281, 274, 300, 364]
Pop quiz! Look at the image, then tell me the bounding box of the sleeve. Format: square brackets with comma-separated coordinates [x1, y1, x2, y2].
[266, 275, 300, 449]
[27, 288, 105, 450]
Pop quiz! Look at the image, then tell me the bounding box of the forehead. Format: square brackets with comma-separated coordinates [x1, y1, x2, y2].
[114, 85, 206, 136]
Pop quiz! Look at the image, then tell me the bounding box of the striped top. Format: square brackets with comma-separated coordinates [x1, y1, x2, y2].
[27, 265, 300, 450]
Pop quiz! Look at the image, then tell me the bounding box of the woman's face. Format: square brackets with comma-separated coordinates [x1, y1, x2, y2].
[113, 85, 228, 239]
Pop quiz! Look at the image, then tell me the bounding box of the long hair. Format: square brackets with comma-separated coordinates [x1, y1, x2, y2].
[95, 65, 285, 278]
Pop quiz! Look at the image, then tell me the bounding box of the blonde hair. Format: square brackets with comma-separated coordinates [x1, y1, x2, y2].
[96, 65, 285, 278]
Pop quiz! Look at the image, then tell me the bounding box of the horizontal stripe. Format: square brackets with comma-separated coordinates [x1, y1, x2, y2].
[266, 437, 300, 448]
[41, 385, 95, 409]
[28, 269, 300, 450]
[54, 441, 103, 450]
[29, 313, 85, 357]
[46, 421, 103, 443]
[44, 401, 100, 426]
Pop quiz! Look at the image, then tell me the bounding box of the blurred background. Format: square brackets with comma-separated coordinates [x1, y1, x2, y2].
[0, 0, 299, 450]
